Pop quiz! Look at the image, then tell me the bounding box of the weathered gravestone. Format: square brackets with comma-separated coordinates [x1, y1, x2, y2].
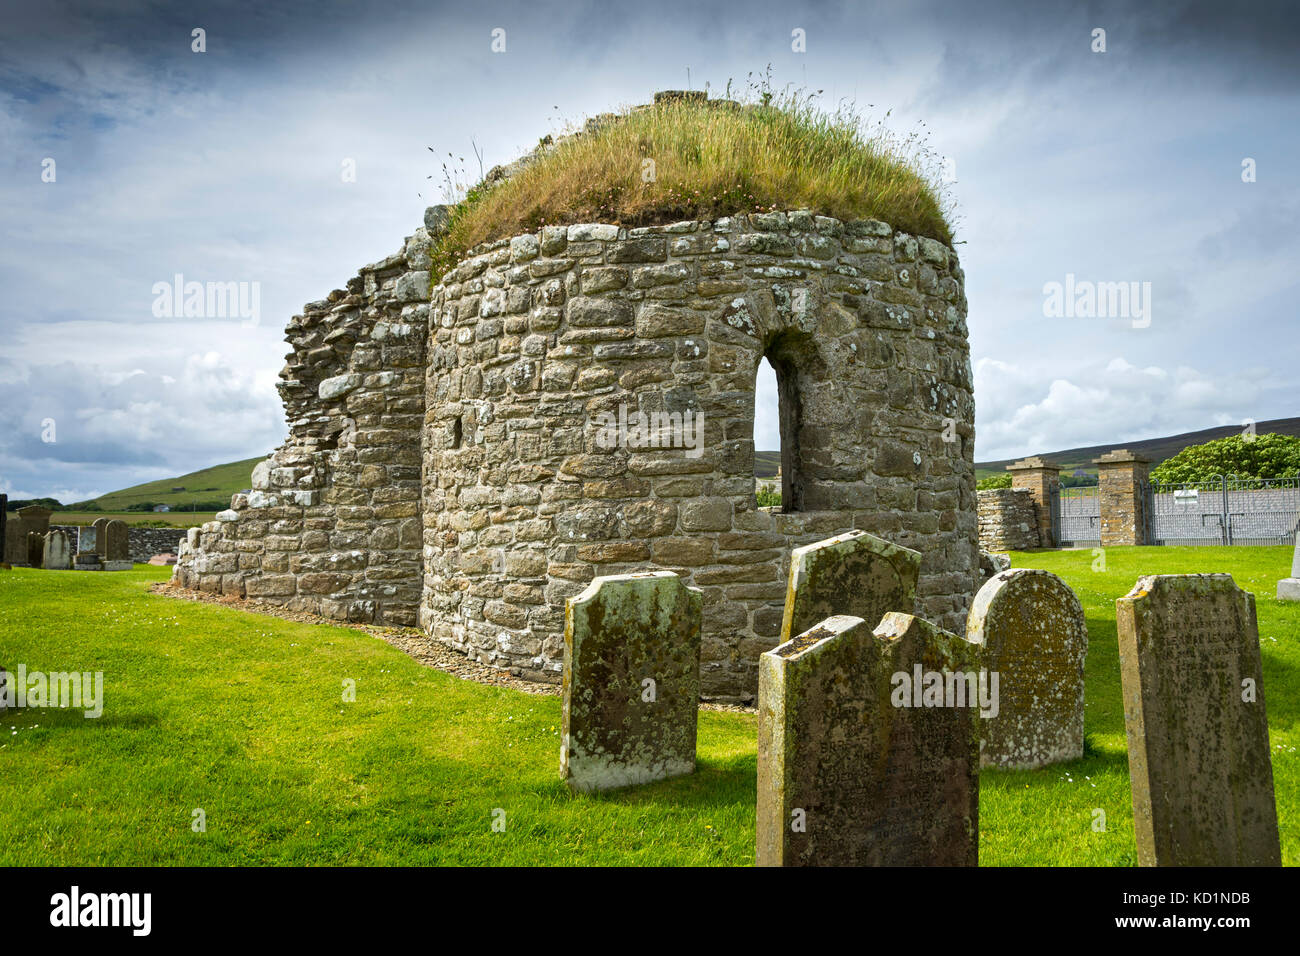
[1277, 527, 1300, 601]
[1116, 574, 1281, 866]
[103, 519, 131, 570]
[780, 530, 921, 643]
[757, 611, 981, 866]
[27, 531, 45, 569]
[3, 517, 22, 564]
[19, 505, 52, 552]
[42, 530, 71, 570]
[561, 570, 703, 792]
[78, 525, 97, 555]
[0, 493, 7, 564]
[6, 505, 52, 565]
[92, 517, 112, 559]
[967, 568, 1087, 768]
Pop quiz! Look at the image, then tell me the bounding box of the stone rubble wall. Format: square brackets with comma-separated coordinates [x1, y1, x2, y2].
[50, 525, 187, 564]
[976, 488, 1040, 551]
[423, 211, 978, 701]
[171, 225, 432, 625]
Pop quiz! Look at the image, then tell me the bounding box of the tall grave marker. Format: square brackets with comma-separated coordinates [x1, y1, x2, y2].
[561, 571, 703, 792]
[43, 530, 71, 570]
[1116, 574, 1281, 866]
[757, 611, 981, 867]
[103, 519, 132, 570]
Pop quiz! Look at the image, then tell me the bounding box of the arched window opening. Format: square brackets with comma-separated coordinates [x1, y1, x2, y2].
[754, 341, 810, 513]
[754, 356, 781, 508]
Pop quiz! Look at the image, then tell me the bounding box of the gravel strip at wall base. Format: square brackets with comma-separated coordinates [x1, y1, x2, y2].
[148, 581, 753, 712]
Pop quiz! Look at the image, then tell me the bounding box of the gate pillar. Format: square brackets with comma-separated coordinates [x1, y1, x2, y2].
[1007, 456, 1061, 548]
[1095, 449, 1151, 546]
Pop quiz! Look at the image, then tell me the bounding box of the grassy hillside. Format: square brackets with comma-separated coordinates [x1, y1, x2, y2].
[754, 451, 781, 478]
[75, 456, 265, 513]
[976, 417, 1300, 481]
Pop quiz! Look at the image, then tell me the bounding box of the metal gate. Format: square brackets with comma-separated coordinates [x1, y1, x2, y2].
[1056, 485, 1100, 546]
[1148, 474, 1300, 546]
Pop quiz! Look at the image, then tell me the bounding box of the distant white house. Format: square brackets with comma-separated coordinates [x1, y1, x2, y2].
[153, 504, 171, 513]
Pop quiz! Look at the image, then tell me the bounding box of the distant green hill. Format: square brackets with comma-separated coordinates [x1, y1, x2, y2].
[975, 417, 1300, 480]
[75, 456, 266, 512]
[754, 450, 781, 478]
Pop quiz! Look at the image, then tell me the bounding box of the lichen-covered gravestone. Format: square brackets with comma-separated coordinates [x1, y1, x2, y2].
[780, 530, 921, 643]
[757, 612, 981, 866]
[42, 530, 71, 571]
[1116, 574, 1282, 866]
[966, 568, 1087, 768]
[78, 525, 97, 555]
[103, 519, 131, 570]
[1277, 528, 1300, 601]
[26, 531, 45, 569]
[561, 571, 703, 792]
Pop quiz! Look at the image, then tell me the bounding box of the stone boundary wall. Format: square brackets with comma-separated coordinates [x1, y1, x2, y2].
[172, 223, 432, 625]
[976, 488, 1040, 551]
[423, 211, 977, 701]
[50, 525, 186, 564]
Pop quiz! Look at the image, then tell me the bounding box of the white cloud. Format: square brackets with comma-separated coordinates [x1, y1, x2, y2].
[974, 356, 1287, 461]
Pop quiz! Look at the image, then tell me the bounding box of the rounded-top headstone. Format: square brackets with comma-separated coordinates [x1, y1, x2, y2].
[780, 530, 921, 644]
[966, 568, 1087, 769]
[92, 517, 112, 558]
[104, 519, 130, 562]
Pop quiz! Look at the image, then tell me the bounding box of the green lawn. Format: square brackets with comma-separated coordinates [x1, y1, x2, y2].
[983, 546, 1298, 866]
[0, 547, 1295, 865]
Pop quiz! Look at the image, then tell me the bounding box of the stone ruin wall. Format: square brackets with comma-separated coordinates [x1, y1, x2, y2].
[423, 211, 978, 700]
[174, 206, 979, 701]
[173, 227, 432, 625]
[976, 487, 1041, 552]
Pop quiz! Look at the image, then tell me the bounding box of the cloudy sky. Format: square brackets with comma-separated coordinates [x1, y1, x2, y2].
[1, 0, 1296, 500]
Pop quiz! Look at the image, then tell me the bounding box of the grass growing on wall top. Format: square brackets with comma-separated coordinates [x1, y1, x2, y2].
[431, 87, 954, 281]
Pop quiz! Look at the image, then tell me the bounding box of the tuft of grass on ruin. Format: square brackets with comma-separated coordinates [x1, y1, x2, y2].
[1, 546, 1294, 866]
[430, 87, 954, 281]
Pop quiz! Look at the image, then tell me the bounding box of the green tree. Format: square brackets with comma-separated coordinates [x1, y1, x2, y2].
[977, 473, 1013, 490]
[1151, 432, 1300, 484]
